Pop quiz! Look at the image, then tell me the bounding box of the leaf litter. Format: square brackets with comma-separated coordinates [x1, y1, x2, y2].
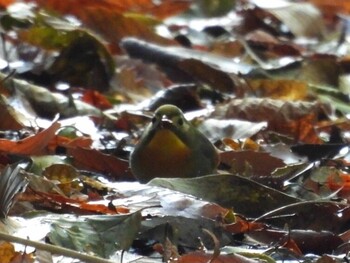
[0, 0, 349, 262]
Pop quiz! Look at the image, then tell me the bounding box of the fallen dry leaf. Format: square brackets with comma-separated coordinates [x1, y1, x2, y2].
[0, 121, 60, 155]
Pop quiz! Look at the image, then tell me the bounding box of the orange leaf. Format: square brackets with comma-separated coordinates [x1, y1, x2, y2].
[327, 172, 350, 192]
[280, 113, 323, 144]
[79, 202, 129, 214]
[48, 135, 92, 153]
[0, 0, 14, 8]
[29, 190, 129, 214]
[0, 121, 60, 155]
[0, 242, 15, 263]
[311, 0, 350, 21]
[225, 220, 265, 234]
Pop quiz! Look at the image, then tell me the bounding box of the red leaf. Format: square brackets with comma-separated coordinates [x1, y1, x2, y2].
[81, 90, 112, 110]
[173, 251, 260, 263]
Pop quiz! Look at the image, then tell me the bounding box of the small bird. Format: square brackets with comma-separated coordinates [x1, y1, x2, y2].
[130, 104, 219, 183]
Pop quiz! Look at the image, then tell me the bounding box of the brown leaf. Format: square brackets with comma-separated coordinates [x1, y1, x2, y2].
[0, 96, 24, 130]
[120, 38, 252, 90]
[67, 147, 132, 181]
[212, 98, 329, 143]
[9, 252, 34, 263]
[81, 8, 174, 53]
[248, 229, 343, 254]
[220, 150, 285, 177]
[256, 201, 349, 233]
[315, 255, 340, 263]
[300, 56, 340, 87]
[147, 84, 202, 112]
[26, 0, 191, 19]
[245, 29, 302, 57]
[177, 59, 246, 93]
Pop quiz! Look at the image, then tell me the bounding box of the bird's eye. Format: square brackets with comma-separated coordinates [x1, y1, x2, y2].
[177, 118, 184, 126]
[151, 117, 157, 124]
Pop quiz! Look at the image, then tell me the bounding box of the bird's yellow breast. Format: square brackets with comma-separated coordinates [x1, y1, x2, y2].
[137, 129, 192, 177]
[146, 129, 189, 155]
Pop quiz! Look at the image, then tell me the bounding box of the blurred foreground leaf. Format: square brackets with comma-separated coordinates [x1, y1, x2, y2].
[0, 164, 28, 218]
[48, 211, 142, 258]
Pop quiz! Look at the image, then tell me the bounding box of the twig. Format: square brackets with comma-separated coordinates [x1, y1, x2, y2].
[0, 231, 114, 263]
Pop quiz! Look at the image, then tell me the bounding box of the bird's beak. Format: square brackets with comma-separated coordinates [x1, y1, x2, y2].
[159, 115, 173, 129]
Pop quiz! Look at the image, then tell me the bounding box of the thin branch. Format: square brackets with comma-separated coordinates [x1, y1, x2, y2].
[0, 231, 114, 263]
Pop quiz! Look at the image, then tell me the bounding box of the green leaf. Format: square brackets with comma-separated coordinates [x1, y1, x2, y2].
[30, 155, 68, 175]
[309, 84, 350, 114]
[48, 212, 142, 258]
